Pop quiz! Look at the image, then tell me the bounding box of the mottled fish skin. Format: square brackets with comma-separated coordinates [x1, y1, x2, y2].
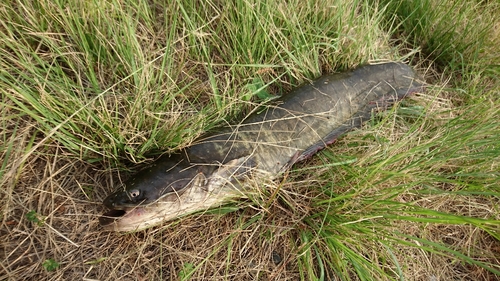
[100, 62, 424, 231]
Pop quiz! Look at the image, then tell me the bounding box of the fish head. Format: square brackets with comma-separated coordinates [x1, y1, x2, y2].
[102, 155, 200, 209]
[99, 155, 254, 231]
[100, 154, 216, 229]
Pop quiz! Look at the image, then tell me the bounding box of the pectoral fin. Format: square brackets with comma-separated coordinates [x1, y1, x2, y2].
[191, 172, 209, 191]
[208, 156, 257, 190]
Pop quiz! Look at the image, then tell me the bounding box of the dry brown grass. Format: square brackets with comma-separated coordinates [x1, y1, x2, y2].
[1, 114, 499, 280]
[1, 144, 309, 280]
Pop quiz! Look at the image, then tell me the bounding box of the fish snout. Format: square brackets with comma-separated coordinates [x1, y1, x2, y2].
[103, 191, 128, 209]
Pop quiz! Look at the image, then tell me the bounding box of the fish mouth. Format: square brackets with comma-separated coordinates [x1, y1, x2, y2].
[99, 209, 127, 226]
[98, 187, 244, 231]
[99, 194, 185, 229]
[99, 206, 158, 231]
[99, 174, 251, 231]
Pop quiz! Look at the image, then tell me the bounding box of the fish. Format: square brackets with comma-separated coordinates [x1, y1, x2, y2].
[99, 62, 424, 231]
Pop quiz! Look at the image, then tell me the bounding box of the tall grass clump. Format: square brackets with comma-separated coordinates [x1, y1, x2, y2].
[376, 0, 499, 78]
[295, 96, 500, 279]
[1, 0, 388, 165]
[0, 0, 224, 165]
[289, 0, 500, 279]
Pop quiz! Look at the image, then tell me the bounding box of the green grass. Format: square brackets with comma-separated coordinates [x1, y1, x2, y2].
[1, 0, 499, 280]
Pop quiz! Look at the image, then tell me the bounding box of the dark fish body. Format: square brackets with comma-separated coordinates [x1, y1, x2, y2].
[101, 62, 424, 231]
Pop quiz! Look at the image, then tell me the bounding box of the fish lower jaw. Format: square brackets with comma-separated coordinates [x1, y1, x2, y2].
[102, 186, 243, 232]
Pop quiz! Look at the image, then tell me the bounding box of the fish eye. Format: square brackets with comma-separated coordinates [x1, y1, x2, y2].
[129, 189, 140, 198]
